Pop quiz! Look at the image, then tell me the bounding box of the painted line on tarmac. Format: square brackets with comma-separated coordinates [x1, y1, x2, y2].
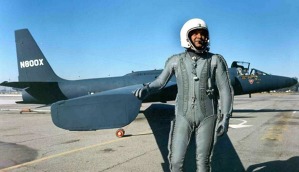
[292, 111, 297, 117]
[0, 130, 152, 171]
[229, 119, 252, 129]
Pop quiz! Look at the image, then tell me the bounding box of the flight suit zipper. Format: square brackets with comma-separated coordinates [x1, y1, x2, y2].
[191, 56, 199, 124]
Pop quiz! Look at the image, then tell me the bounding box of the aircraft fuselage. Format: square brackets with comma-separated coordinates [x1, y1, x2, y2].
[19, 67, 297, 104]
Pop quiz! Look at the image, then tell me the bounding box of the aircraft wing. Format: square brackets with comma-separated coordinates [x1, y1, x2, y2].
[51, 84, 143, 131]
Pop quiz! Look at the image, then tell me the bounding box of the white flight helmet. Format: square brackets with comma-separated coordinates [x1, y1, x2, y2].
[180, 18, 210, 53]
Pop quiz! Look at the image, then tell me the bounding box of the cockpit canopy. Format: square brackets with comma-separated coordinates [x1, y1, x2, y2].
[231, 61, 269, 76]
[231, 61, 250, 75]
[250, 68, 268, 75]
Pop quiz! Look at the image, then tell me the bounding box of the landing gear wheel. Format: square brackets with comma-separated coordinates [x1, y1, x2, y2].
[116, 129, 125, 138]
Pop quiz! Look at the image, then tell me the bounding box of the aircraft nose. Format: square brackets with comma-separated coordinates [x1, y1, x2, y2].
[285, 77, 298, 88]
[291, 78, 298, 86]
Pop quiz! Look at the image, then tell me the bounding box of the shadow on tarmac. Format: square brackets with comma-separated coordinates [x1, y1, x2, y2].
[143, 103, 245, 172]
[233, 109, 299, 113]
[142, 104, 299, 171]
[246, 156, 299, 172]
[0, 141, 38, 169]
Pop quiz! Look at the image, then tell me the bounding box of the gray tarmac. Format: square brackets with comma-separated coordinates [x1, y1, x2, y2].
[0, 93, 299, 172]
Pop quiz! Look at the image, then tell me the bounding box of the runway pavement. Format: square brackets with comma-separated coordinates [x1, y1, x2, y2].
[0, 93, 298, 172]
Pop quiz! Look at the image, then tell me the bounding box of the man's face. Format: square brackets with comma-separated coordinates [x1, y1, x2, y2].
[189, 29, 208, 49]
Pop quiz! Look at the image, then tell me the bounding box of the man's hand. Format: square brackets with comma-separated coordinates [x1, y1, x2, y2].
[216, 114, 230, 137]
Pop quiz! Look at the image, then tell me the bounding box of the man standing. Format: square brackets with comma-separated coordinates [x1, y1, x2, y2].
[134, 18, 233, 172]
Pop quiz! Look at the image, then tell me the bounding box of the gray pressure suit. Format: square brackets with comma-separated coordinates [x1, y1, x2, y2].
[145, 50, 233, 172]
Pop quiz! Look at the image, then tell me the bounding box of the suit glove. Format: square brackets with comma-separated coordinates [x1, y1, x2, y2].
[216, 114, 230, 137]
[133, 84, 150, 100]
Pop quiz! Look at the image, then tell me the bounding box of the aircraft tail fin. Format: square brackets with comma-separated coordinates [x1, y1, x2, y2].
[15, 29, 64, 82]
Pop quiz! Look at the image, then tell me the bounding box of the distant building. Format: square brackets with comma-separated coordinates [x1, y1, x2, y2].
[0, 86, 21, 94]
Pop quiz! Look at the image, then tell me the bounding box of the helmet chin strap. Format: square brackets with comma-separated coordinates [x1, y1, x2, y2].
[189, 40, 209, 54]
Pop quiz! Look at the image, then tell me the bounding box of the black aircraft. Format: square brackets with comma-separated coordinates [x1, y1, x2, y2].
[1, 29, 297, 135]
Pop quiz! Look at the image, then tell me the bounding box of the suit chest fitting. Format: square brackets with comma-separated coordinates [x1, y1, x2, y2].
[175, 55, 210, 114]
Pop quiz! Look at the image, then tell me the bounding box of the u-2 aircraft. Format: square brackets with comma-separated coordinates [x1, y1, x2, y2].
[1, 29, 297, 133]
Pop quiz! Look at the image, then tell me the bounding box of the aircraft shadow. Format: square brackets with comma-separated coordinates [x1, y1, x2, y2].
[246, 156, 299, 172]
[143, 103, 245, 172]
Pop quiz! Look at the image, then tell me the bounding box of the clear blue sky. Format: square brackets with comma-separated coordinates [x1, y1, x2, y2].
[1, 0, 299, 82]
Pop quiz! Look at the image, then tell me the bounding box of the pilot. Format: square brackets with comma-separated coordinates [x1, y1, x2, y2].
[134, 18, 233, 172]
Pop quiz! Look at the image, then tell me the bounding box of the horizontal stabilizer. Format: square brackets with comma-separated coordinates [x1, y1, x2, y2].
[0, 81, 61, 88]
[0, 81, 29, 88]
[51, 85, 142, 131]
